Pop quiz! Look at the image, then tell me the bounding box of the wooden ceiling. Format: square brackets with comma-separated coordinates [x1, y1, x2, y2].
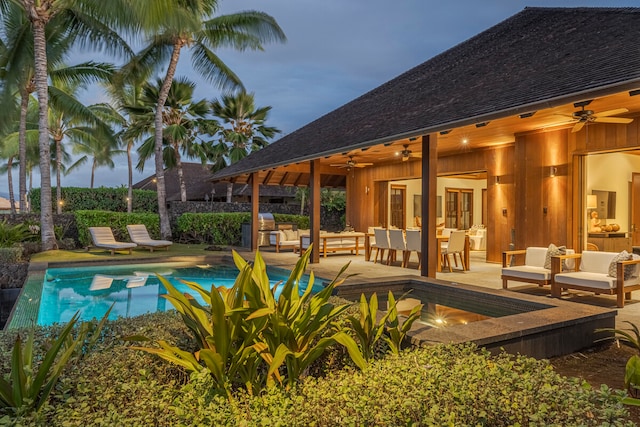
[227, 90, 640, 187]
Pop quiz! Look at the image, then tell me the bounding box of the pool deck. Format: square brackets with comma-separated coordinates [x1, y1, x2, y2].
[8, 247, 639, 356]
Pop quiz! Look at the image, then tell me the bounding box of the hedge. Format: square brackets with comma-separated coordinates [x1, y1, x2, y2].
[176, 213, 310, 245]
[74, 210, 161, 247]
[1, 311, 633, 426]
[29, 187, 158, 213]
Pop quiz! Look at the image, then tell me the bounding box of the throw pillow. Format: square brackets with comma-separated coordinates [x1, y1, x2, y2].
[283, 229, 298, 241]
[607, 250, 635, 280]
[544, 243, 567, 270]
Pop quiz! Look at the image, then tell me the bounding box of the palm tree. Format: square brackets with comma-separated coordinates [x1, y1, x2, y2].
[101, 62, 153, 213]
[48, 78, 116, 213]
[0, 134, 18, 214]
[134, 77, 219, 202]
[133, 0, 286, 238]
[1, 0, 133, 250]
[209, 91, 280, 202]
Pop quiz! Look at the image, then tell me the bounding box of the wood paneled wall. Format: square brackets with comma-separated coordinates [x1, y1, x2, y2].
[514, 129, 572, 251]
[346, 118, 640, 266]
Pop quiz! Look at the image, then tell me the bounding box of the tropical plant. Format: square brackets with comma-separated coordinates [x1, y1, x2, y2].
[132, 0, 286, 238]
[133, 77, 219, 202]
[597, 321, 640, 405]
[128, 248, 365, 397]
[0, 219, 33, 247]
[383, 291, 423, 354]
[236, 249, 365, 388]
[0, 306, 112, 416]
[347, 291, 423, 362]
[208, 91, 281, 202]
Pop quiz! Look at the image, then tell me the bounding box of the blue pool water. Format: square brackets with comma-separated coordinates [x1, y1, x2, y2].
[38, 262, 323, 326]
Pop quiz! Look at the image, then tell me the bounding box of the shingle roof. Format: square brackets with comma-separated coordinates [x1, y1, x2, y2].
[133, 163, 298, 200]
[212, 7, 640, 180]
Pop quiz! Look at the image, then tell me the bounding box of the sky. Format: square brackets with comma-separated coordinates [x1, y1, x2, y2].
[2, 0, 639, 198]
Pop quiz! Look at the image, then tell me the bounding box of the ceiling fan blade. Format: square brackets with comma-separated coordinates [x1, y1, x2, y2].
[402, 156, 409, 162]
[572, 121, 586, 133]
[412, 153, 422, 158]
[329, 164, 348, 168]
[593, 117, 634, 124]
[595, 108, 629, 118]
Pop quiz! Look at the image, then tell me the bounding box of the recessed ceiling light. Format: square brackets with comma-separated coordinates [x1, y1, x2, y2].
[462, 138, 469, 144]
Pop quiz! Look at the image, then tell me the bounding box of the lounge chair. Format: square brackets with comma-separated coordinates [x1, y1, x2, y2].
[126, 224, 173, 252]
[88, 227, 137, 255]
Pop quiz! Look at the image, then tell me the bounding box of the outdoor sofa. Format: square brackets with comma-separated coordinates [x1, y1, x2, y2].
[551, 250, 640, 308]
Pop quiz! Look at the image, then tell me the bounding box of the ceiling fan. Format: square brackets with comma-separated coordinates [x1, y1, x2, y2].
[329, 155, 373, 169]
[562, 101, 634, 133]
[398, 144, 422, 161]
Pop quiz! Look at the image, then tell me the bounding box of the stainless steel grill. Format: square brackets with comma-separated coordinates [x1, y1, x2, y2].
[257, 213, 275, 246]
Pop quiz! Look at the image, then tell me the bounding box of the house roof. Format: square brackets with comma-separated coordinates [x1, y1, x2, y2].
[133, 163, 301, 200]
[212, 7, 640, 181]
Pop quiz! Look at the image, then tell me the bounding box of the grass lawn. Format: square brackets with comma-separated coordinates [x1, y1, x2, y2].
[30, 243, 223, 264]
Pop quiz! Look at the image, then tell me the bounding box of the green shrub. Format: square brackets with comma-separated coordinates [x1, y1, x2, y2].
[273, 213, 310, 229]
[0, 247, 23, 263]
[171, 344, 635, 427]
[29, 187, 157, 213]
[74, 210, 161, 246]
[2, 314, 635, 426]
[176, 213, 310, 245]
[176, 212, 251, 245]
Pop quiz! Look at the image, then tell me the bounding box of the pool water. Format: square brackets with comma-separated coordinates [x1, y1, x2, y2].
[38, 262, 323, 326]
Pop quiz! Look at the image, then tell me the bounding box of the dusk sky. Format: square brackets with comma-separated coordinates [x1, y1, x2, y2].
[2, 0, 639, 197]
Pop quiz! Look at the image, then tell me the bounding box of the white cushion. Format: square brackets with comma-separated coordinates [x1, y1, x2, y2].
[555, 271, 640, 290]
[524, 247, 548, 268]
[579, 251, 619, 273]
[502, 265, 551, 281]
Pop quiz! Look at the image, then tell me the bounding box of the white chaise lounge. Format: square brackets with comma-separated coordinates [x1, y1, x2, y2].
[88, 227, 137, 255]
[126, 224, 172, 252]
[551, 250, 640, 308]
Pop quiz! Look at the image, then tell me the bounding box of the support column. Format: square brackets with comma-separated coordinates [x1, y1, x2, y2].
[421, 134, 438, 277]
[310, 159, 321, 263]
[251, 173, 259, 251]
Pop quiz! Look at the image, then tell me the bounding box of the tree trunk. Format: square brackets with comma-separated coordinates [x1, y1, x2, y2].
[226, 182, 233, 203]
[56, 138, 62, 214]
[154, 41, 183, 239]
[90, 157, 96, 189]
[18, 86, 30, 213]
[299, 190, 305, 216]
[127, 141, 133, 213]
[174, 142, 187, 202]
[30, 13, 57, 250]
[7, 157, 16, 215]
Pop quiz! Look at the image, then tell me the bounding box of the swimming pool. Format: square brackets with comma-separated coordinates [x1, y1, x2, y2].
[36, 262, 323, 326]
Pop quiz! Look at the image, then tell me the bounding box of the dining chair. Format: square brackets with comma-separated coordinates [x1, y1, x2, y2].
[372, 228, 390, 264]
[441, 230, 466, 272]
[404, 229, 421, 269]
[387, 229, 407, 266]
